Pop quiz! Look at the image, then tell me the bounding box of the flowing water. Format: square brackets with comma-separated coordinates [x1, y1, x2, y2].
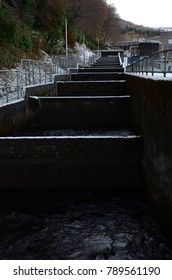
[16, 128, 135, 137]
[0, 189, 172, 260]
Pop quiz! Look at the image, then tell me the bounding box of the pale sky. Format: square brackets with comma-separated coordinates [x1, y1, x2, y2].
[107, 0, 172, 28]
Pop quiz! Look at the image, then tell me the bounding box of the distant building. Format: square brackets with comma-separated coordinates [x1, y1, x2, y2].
[100, 49, 124, 57]
[116, 39, 161, 64]
[139, 41, 160, 56]
[160, 29, 172, 50]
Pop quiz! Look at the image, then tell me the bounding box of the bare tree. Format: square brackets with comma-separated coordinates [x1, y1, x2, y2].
[66, 0, 105, 31]
[65, 0, 120, 44]
[101, 4, 120, 44]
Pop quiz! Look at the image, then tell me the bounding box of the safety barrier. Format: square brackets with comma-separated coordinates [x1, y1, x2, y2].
[0, 52, 100, 105]
[126, 48, 172, 77]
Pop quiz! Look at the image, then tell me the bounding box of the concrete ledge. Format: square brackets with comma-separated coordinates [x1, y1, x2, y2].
[57, 81, 126, 96]
[25, 82, 56, 99]
[54, 74, 70, 82]
[92, 63, 120, 67]
[70, 73, 125, 81]
[79, 67, 124, 73]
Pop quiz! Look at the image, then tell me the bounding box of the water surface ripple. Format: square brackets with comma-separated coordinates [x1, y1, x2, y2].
[0, 191, 172, 260]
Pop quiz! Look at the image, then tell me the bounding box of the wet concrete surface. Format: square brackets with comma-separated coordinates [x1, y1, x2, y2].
[0, 190, 172, 260]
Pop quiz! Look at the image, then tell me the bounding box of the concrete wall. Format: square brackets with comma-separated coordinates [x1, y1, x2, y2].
[126, 73, 172, 232]
[27, 96, 131, 129]
[25, 82, 56, 99]
[25, 74, 70, 99]
[0, 100, 27, 136]
[160, 31, 172, 50]
[0, 84, 56, 136]
[0, 74, 70, 135]
[0, 81, 57, 136]
[0, 137, 142, 189]
[56, 81, 126, 96]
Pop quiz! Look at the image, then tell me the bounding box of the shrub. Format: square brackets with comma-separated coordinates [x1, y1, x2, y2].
[0, 6, 17, 43]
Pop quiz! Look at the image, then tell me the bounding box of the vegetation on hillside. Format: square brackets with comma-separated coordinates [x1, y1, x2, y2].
[0, 0, 160, 69]
[0, 0, 120, 68]
[120, 19, 160, 41]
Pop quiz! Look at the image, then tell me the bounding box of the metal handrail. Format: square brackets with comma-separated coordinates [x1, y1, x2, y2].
[0, 69, 22, 104]
[0, 51, 99, 105]
[126, 48, 172, 77]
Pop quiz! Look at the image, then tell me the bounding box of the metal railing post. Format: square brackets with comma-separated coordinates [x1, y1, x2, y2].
[16, 70, 20, 99]
[151, 56, 154, 76]
[164, 51, 167, 77]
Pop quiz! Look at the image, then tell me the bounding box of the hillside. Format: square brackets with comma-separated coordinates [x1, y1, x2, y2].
[119, 18, 160, 41]
[0, 0, 160, 69]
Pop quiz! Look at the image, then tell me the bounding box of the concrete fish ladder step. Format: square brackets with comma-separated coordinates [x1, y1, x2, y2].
[79, 67, 124, 73]
[57, 81, 126, 96]
[70, 72, 125, 81]
[92, 63, 121, 67]
[28, 96, 131, 128]
[0, 135, 143, 189]
[95, 57, 120, 64]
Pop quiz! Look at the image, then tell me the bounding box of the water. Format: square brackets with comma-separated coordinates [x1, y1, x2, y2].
[0, 190, 172, 260]
[17, 128, 135, 137]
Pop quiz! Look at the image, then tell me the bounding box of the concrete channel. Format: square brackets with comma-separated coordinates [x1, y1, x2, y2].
[0, 53, 143, 190]
[0, 52, 172, 260]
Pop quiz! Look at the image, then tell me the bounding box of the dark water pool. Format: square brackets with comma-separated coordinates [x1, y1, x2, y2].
[0, 190, 172, 260]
